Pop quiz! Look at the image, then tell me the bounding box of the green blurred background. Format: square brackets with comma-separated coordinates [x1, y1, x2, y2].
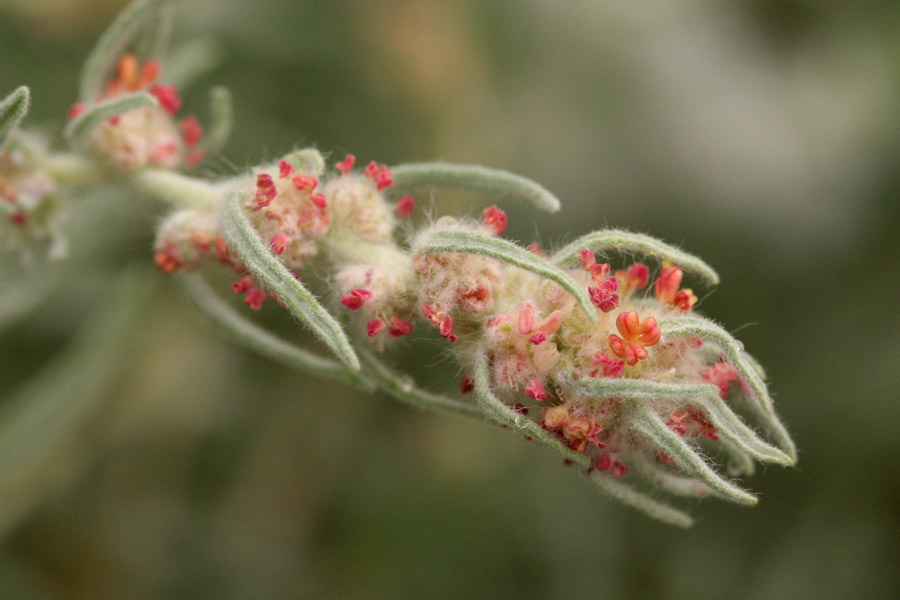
[1, 0, 898, 598]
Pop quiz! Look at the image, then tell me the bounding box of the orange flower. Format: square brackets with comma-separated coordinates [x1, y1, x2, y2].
[608, 311, 661, 365]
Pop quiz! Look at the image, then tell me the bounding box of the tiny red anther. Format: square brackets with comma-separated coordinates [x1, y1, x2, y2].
[525, 378, 547, 401]
[149, 84, 181, 115]
[483, 205, 507, 235]
[231, 276, 254, 294]
[396, 195, 415, 218]
[367, 317, 386, 337]
[335, 154, 355, 175]
[253, 173, 278, 211]
[388, 316, 414, 338]
[340, 288, 373, 310]
[270, 233, 290, 255]
[179, 116, 203, 148]
[292, 174, 318, 192]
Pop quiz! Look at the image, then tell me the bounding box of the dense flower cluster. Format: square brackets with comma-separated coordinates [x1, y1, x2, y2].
[0, 132, 65, 259]
[0, 0, 795, 525]
[69, 54, 205, 170]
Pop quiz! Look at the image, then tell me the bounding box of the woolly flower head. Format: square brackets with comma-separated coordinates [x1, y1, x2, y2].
[0, 131, 66, 260]
[68, 54, 205, 170]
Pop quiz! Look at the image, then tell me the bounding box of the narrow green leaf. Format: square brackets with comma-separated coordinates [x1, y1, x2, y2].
[174, 272, 373, 390]
[660, 316, 772, 413]
[632, 402, 758, 505]
[720, 440, 756, 476]
[568, 377, 792, 465]
[474, 351, 695, 526]
[568, 377, 714, 402]
[693, 393, 793, 466]
[0, 86, 30, 153]
[659, 316, 796, 466]
[473, 351, 591, 466]
[631, 458, 717, 499]
[220, 191, 361, 371]
[416, 230, 597, 321]
[163, 38, 226, 91]
[359, 350, 483, 420]
[390, 162, 562, 213]
[65, 92, 158, 149]
[552, 229, 719, 285]
[198, 86, 233, 154]
[80, 0, 174, 101]
[0, 268, 154, 535]
[585, 470, 694, 527]
[134, 3, 174, 62]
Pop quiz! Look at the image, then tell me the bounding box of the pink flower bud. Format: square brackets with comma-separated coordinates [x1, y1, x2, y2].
[525, 378, 547, 401]
[340, 289, 373, 310]
[483, 205, 507, 235]
[388, 316, 414, 338]
[367, 317, 386, 337]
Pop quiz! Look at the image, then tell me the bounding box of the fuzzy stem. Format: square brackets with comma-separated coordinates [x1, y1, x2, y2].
[134, 169, 222, 207]
[358, 350, 483, 420]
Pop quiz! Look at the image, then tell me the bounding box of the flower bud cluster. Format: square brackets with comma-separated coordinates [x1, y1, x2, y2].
[0, 132, 65, 259]
[70, 54, 205, 170]
[148, 145, 792, 516]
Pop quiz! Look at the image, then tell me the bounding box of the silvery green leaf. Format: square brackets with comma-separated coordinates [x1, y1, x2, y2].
[659, 317, 797, 463]
[134, 3, 174, 63]
[163, 38, 226, 91]
[553, 229, 719, 285]
[220, 191, 360, 371]
[0, 86, 30, 153]
[585, 470, 694, 528]
[80, 0, 174, 101]
[415, 230, 596, 321]
[359, 350, 482, 419]
[391, 162, 561, 213]
[65, 92, 158, 149]
[632, 402, 758, 505]
[198, 86, 233, 154]
[568, 377, 792, 465]
[473, 351, 590, 465]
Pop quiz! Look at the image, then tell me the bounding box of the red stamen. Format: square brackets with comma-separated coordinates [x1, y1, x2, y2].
[483, 205, 507, 235]
[608, 311, 661, 365]
[149, 84, 182, 115]
[279, 160, 295, 179]
[388, 316, 414, 338]
[367, 317, 386, 337]
[254, 174, 278, 211]
[179, 116, 203, 148]
[336, 154, 355, 175]
[340, 288, 373, 310]
[270, 233, 290, 255]
[396, 195, 415, 218]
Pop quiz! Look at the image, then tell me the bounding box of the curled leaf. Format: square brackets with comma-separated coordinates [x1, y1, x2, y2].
[391, 162, 562, 213]
[415, 230, 597, 321]
[553, 229, 719, 286]
[80, 0, 173, 101]
[65, 91, 158, 149]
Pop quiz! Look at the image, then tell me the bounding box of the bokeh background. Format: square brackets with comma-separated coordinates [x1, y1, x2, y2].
[1, 0, 898, 598]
